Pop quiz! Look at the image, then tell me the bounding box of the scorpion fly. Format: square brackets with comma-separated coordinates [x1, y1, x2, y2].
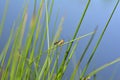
[54, 39, 64, 46]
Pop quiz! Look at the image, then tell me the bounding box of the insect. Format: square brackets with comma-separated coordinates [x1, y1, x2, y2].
[54, 39, 64, 46]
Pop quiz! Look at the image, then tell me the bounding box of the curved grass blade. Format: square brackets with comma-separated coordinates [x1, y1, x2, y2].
[38, 32, 95, 55]
[86, 57, 120, 79]
[40, 32, 95, 55]
[80, 0, 120, 79]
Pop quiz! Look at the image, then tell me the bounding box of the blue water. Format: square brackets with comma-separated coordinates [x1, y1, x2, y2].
[0, 0, 120, 80]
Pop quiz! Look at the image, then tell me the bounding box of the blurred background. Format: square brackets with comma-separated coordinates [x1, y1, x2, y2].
[0, 0, 120, 80]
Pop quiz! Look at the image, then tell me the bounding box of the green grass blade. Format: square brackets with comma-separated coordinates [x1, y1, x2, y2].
[54, 32, 94, 79]
[37, 16, 64, 80]
[86, 57, 120, 79]
[24, 0, 42, 78]
[0, 0, 9, 36]
[45, 0, 50, 50]
[109, 63, 120, 80]
[36, 1, 50, 79]
[93, 74, 97, 80]
[58, 40, 79, 80]
[40, 32, 94, 55]
[37, 57, 48, 80]
[15, 8, 39, 80]
[80, 0, 120, 79]
[15, 0, 45, 79]
[35, 26, 47, 69]
[15, 19, 35, 79]
[70, 27, 97, 80]
[65, 0, 91, 56]
[48, 0, 54, 22]
[10, 13, 27, 80]
[35, 0, 45, 70]
[33, 0, 37, 16]
[46, 19, 64, 80]
[41, 32, 95, 55]
[57, 0, 91, 75]
[48, 51, 60, 80]
[47, 17, 64, 80]
[57, 30, 96, 79]
[30, 25, 93, 73]
[43, 0, 51, 79]
[63, 32, 94, 46]
[0, 23, 14, 68]
[1, 6, 28, 79]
